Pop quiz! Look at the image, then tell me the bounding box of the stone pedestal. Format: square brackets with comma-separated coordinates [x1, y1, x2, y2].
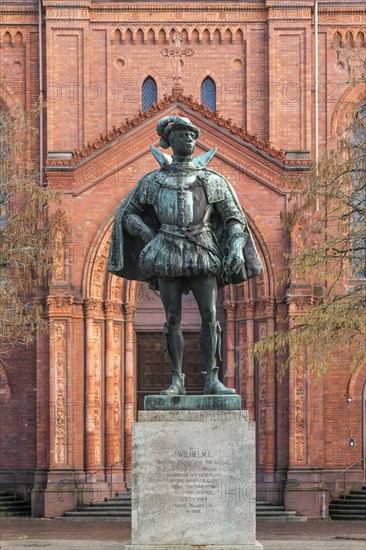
[126, 396, 263, 550]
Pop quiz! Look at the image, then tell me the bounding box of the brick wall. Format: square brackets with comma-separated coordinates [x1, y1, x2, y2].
[0, 0, 365, 515]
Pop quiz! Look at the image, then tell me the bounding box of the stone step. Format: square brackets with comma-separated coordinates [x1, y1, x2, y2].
[331, 498, 366, 504]
[104, 496, 132, 502]
[255, 505, 286, 511]
[55, 515, 131, 522]
[329, 506, 366, 513]
[329, 485, 366, 520]
[0, 506, 31, 513]
[330, 503, 366, 509]
[337, 495, 366, 501]
[255, 500, 306, 521]
[0, 493, 31, 517]
[0, 511, 31, 517]
[77, 506, 131, 512]
[256, 510, 297, 516]
[0, 500, 29, 506]
[88, 501, 132, 508]
[256, 515, 308, 523]
[64, 510, 131, 517]
[330, 513, 366, 520]
[59, 493, 306, 522]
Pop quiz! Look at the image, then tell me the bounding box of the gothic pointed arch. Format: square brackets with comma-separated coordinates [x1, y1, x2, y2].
[125, 28, 133, 45]
[158, 29, 166, 45]
[114, 29, 122, 44]
[3, 31, 11, 45]
[201, 76, 216, 112]
[147, 29, 155, 45]
[14, 31, 23, 46]
[356, 31, 365, 48]
[191, 28, 200, 45]
[142, 76, 157, 111]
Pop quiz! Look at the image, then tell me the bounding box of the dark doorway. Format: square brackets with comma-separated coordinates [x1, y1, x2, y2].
[137, 331, 208, 410]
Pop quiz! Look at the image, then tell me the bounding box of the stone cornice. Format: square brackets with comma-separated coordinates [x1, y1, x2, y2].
[0, 6, 38, 23]
[46, 93, 301, 169]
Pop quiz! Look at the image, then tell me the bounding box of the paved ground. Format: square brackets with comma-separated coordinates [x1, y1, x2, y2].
[0, 518, 365, 550]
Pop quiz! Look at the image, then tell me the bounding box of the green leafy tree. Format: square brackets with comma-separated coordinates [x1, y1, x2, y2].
[0, 90, 61, 367]
[255, 102, 365, 377]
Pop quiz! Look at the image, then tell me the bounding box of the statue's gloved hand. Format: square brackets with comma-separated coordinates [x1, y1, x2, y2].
[141, 227, 156, 244]
[223, 222, 246, 275]
[223, 242, 245, 275]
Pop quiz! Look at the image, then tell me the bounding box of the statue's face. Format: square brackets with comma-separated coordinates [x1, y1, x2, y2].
[170, 129, 196, 157]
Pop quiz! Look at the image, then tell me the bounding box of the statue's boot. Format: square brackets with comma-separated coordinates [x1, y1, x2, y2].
[161, 323, 186, 396]
[201, 321, 236, 395]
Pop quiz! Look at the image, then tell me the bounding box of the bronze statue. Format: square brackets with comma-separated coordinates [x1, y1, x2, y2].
[108, 116, 263, 396]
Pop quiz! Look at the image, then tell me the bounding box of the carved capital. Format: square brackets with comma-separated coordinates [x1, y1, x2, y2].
[223, 301, 237, 319]
[123, 302, 136, 321]
[286, 295, 315, 314]
[84, 298, 104, 317]
[46, 296, 74, 314]
[236, 301, 247, 316]
[104, 301, 123, 317]
[255, 297, 276, 317]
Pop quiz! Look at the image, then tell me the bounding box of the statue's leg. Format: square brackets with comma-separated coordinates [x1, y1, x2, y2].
[158, 277, 185, 396]
[190, 276, 236, 395]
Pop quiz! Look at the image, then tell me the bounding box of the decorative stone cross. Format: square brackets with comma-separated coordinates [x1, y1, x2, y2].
[161, 31, 194, 92]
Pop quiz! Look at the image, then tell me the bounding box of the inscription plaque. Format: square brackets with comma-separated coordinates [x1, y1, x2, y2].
[127, 410, 262, 549]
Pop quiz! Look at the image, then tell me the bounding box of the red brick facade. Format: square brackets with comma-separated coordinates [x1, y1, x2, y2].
[0, 0, 365, 518]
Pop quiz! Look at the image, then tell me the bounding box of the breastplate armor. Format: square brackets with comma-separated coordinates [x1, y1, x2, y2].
[153, 171, 212, 228]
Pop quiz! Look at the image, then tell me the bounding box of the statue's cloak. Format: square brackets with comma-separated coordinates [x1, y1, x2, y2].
[107, 167, 263, 289]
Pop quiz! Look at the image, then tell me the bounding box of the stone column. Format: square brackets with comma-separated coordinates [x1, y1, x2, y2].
[123, 302, 136, 477]
[104, 301, 124, 480]
[246, 300, 255, 421]
[223, 301, 237, 390]
[84, 298, 104, 476]
[33, 296, 83, 518]
[265, 303, 276, 473]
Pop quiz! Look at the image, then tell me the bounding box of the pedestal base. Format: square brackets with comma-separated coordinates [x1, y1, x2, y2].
[130, 407, 261, 548]
[144, 394, 242, 410]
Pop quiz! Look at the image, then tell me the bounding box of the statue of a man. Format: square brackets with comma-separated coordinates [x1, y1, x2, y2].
[108, 116, 263, 396]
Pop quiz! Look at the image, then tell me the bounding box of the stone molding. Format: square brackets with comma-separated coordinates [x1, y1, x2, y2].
[235, 298, 276, 318]
[46, 94, 290, 167]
